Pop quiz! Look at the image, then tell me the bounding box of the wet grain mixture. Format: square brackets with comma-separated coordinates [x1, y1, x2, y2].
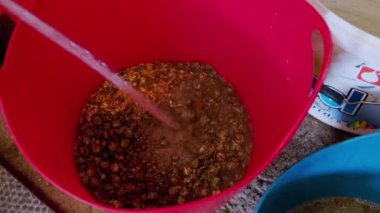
[290, 197, 380, 213]
[74, 62, 252, 209]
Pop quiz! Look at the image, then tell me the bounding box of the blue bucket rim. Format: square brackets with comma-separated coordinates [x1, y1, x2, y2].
[255, 132, 380, 212]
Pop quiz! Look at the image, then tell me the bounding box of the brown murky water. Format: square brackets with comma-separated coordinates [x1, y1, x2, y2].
[73, 62, 252, 209]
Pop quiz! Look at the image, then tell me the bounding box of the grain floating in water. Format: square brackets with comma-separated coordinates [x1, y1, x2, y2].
[73, 62, 252, 209]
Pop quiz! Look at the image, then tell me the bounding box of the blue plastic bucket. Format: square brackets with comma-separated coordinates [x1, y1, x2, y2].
[255, 133, 380, 213]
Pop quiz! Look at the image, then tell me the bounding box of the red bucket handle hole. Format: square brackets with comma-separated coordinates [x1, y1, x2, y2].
[0, 13, 15, 68]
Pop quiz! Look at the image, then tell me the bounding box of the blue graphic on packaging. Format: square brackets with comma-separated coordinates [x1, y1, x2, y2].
[310, 60, 380, 133]
[318, 86, 367, 116]
[314, 85, 379, 131]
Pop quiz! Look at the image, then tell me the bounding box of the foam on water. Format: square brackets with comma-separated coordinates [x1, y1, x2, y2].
[0, 0, 178, 129]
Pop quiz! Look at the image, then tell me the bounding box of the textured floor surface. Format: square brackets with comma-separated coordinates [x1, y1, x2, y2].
[0, 165, 52, 213]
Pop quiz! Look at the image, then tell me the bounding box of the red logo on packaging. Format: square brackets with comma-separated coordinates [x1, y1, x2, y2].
[357, 66, 380, 86]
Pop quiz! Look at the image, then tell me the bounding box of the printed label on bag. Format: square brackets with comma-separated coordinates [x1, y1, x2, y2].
[357, 66, 380, 87]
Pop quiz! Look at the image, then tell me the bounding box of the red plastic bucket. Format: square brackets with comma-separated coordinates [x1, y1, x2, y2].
[0, 0, 332, 212]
